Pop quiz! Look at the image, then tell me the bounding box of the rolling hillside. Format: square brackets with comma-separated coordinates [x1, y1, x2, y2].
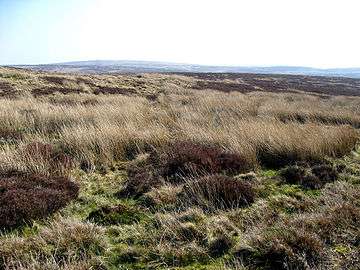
[0, 67, 359, 270]
[10, 60, 360, 78]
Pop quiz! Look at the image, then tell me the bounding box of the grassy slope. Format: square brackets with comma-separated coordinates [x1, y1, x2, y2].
[0, 67, 359, 269]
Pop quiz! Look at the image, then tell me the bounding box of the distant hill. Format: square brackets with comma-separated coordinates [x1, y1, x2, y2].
[10, 60, 360, 78]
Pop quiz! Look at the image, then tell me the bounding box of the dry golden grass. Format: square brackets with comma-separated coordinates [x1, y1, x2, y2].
[0, 88, 358, 174]
[0, 218, 107, 269]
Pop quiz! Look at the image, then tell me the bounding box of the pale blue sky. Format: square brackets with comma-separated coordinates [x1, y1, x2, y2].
[1, 0, 360, 67]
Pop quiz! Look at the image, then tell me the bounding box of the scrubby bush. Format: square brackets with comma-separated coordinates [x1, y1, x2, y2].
[119, 141, 252, 198]
[181, 175, 255, 210]
[161, 141, 252, 180]
[280, 164, 338, 189]
[0, 172, 79, 229]
[311, 164, 338, 183]
[280, 165, 307, 184]
[117, 154, 163, 198]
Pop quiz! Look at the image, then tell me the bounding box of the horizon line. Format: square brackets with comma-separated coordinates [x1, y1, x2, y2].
[4, 59, 360, 70]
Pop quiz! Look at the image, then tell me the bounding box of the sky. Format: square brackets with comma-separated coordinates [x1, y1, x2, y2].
[0, 0, 359, 68]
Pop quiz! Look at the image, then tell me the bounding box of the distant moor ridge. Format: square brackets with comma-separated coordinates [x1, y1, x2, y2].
[1, 67, 360, 98]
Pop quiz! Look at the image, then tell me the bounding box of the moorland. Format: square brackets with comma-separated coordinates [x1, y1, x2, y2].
[0, 67, 359, 269]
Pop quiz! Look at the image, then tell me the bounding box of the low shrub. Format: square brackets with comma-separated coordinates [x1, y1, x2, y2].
[116, 154, 163, 198]
[280, 165, 307, 185]
[280, 164, 338, 189]
[0, 172, 79, 229]
[161, 141, 252, 180]
[119, 141, 252, 198]
[181, 175, 255, 210]
[311, 164, 338, 183]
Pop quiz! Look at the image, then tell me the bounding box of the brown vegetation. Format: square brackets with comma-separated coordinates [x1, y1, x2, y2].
[93, 86, 134, 95]
[0, 81, 18, 97]
[280, 164, 339, 189]
[0, 172, 79, 229]
[185, 72, 360, 97]
[119, 141, 253, 198]
[181, 175, 255, 210]
[32, 86, 83, 96]
[160, 141, 252, 179]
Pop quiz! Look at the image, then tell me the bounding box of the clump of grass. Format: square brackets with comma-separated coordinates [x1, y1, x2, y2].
[249, 227, 325, 270]
[108, 244, 144, 266]
[0, 128, 23, 143]
[22, 142, 74, 175]
[0, 172, 79, 229]
[0, 218, 107, 269]
[181, 175, 255, 210]
[247, 202, 360, 269]
[151, 242, 210, 267]
[142, 184, 183, 208]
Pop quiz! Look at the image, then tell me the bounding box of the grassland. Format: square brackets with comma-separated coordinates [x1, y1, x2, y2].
[0, 67, 359, 269]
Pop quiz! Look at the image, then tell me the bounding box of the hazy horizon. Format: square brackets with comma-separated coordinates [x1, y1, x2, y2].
[1, 0, 360, 68]
[8, 59, 360, 70]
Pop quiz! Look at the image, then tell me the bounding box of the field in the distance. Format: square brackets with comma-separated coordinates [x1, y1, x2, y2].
[0, 67, 359, 270]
